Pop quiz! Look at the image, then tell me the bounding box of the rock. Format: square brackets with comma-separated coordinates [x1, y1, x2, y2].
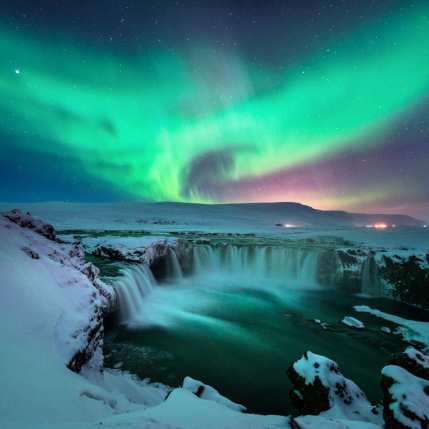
[21, 246, 39, 259]
[93, 245, 126, 261]
[3, 209, 56, 241]
[67, 309, 104, 373]
[389, 347, 429, 382]
[287, 351, 379, 423]
[381, 365, 429, 429]
[313, 319, 329, 330]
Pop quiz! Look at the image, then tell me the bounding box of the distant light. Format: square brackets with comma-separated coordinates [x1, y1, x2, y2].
[374, 223, 388, 229]
[424, 225, 428, 228]
[283, 224, 296, 228]
[15, 69, 20, 75]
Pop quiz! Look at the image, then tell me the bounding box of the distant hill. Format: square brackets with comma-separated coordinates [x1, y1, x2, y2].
[0, 201, 423, 229]
[209, 202, 423, 227]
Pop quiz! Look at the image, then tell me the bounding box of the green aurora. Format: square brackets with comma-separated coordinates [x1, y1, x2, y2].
[1, 3, 429, 205]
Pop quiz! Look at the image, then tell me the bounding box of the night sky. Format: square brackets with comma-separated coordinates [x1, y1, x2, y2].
[0, 0, 428, 219]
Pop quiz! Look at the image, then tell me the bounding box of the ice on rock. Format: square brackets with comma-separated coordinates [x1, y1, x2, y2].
[341, 316, 365, 329]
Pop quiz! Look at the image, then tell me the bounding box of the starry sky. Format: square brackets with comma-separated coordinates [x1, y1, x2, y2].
[0, 0, 428, 219]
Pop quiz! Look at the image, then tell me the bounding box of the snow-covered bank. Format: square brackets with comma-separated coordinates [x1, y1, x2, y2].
[0, 211, 170, 426]
[354, 305, 429, 350]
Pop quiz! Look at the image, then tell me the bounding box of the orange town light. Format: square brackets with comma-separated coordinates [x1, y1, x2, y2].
[374, 223, 388, 229]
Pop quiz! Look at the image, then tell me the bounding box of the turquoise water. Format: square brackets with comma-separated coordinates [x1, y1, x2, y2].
[104, 277, 428, 415]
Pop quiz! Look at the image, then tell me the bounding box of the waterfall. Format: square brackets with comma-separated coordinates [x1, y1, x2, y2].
[167, 248, 183, 279]
[114, 264, 157, 323]
[361, 256, 382, 296]
[192, 244, 321, 286]
[298, 250, 319, 285]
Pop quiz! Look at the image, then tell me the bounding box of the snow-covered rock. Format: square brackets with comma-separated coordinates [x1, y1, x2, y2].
[381, 365, 429, 429]
[354, 305, 429, 350]
[314, 319, 329, 330]
[0, 211, 136, 425]
[1, 211, 114, 374]
[287, 351, 380, 424]
[390, 347, 429, 382]
[74, 234, 191, 267]
[133, 388, 287, 429]
[182, 376, 246, 412]
[4, 208, 57, 241]
[341, 316, 365, 329]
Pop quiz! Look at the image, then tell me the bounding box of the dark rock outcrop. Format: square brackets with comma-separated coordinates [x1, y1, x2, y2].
[4, 209, 56, 241]
[21, 246, 40, 259]
[287, 351, 379, 422]
[390, 347, 429, 382]
[67, 309, 104, 373]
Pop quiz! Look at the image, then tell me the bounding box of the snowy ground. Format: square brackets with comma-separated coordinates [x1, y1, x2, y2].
[0, 202, 427, 251]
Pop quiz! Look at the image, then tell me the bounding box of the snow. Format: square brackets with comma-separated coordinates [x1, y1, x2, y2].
[382, 365, 429, 429]
[182, 376, 246, 412]
[0, 216, 114, 424]
[0, 202, 427, 250]
[0, 214, 171, 426]
[128, 388, 287, 429]
[402, 346, 429, 370]
[341, 316, 365, 329]
[292, 352, 379, 424]
[354, 305, 429, 349]
[293, 415, 380, 429]
[72, 235, 177, 255]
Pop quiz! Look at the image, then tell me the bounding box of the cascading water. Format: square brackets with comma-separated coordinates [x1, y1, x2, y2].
[167, 248, 183, 279]
[113, 244, 324, 326]
[192, 244, 321, 286]
[361, 256, 382, 296]
[114, 264, 157, 323]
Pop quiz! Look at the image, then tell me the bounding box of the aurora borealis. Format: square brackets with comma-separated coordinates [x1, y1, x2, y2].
[0, 1, 428, 218]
